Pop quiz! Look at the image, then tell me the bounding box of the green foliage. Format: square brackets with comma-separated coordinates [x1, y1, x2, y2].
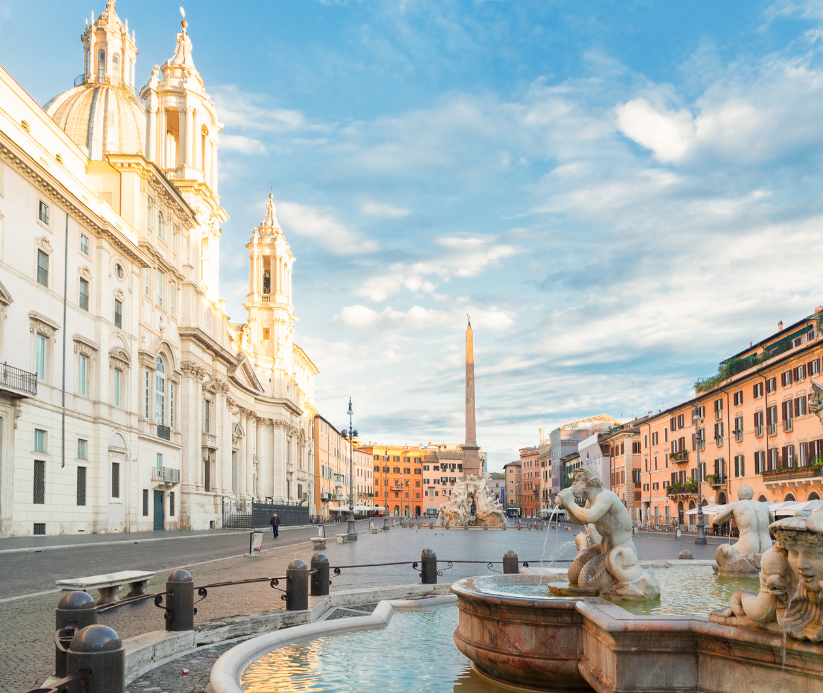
[695, 355, 762, 393]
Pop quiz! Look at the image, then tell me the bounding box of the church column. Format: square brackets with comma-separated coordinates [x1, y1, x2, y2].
[192, 111, 200, 169]
[159, 108, 167, 169]
[248, 416, 257, 498]
[184, 106, 194, 166]
[273, 423, 286, 500]
[237, 412, 247, 500]
[146, 106, 156, 164]
[258, 419, 272, 500]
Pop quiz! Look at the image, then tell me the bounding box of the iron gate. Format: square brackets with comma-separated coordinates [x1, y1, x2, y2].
[222, 499, 310, 529]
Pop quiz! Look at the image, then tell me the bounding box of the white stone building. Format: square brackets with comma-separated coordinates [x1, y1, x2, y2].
[0, 1, 318, 537]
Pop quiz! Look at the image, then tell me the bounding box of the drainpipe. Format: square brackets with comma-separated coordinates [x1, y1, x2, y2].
[759, 373, 769, 484]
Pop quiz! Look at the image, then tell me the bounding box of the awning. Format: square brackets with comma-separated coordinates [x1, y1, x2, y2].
[328, 505, 377, 512]
[685, 504, 723, 516]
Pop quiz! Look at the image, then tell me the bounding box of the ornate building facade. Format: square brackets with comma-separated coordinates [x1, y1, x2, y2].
[0, 1, 317, 536]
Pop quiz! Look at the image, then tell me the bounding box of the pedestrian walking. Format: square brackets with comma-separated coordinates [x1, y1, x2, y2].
[270, 512, 280, 539]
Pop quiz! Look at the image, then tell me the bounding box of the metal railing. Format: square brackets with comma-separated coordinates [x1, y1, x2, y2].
[0, 362, 37, 395]
[157, 424, 171, 440]
[151, 467, 180, 484]
[761, 466, 823, 482]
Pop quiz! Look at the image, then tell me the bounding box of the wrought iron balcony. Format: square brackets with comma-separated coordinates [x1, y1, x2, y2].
[151, 467, 180, 484]
[666, 483, 698, 498]
[0, 362, 37, 397]
[157, 424, 171, 441]
[761, 466, 823, 483]
[669, 451, 689, 465]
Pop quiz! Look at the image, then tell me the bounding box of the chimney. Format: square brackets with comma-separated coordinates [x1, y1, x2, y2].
[816, 306, 823, 314]
[778, 321, 784, 332]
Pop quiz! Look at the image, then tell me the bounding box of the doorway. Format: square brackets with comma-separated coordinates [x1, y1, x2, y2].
[154, 490, 164, 531]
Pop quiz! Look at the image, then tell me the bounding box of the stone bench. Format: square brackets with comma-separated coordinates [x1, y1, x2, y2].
[311, 537, 327, 549]
[335, 533, 348, 544]
[55, 570, 154, 605]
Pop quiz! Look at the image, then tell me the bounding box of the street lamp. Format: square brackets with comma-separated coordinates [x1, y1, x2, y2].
[345, 398, 358, 542]
[693, 407, 707, 545]
[383, 449, 390, 531]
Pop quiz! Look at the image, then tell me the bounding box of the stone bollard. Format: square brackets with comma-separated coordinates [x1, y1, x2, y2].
[55, 591, 97, 678]
[165, 569, 194, 632]
[503, 550, 519, 574]
[484, 523, 489, 530]
[517, 521, 522, 530]
[66, 624, 124, 693]
[537, 521, 543, 530]
[421, 549, 438, 585]
[311, 553, 330, 597]
[679, 550, 694, 560]
[502, 522, 507, 531]
[286, 559, 310, 611]
[445, 521, 450, 530]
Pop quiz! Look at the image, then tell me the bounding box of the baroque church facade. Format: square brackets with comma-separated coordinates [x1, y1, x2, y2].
[0, 1, 318, 536]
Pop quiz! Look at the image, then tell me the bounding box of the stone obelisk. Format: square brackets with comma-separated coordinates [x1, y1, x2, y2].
[463, 315, 482, 476]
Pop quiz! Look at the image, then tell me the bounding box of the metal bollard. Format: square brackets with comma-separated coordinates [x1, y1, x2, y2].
[503, 550, 519, 574]
[311, 553, 330, 597]
[286, 559, 310, 611]
[66, 624, 124, 693]
[421, 549, 438, 584]
[55, 591, 97, 677]
[165, 569, 194, 632]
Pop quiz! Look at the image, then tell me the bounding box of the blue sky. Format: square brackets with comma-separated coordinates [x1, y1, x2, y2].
[4, 1, 823, 470]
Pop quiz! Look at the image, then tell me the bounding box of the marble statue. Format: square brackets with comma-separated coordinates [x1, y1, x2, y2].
[439, 474, 505, 527]
[555, 466, 660, 600]
[714, 509, 823, 641]
[711, 485, 774, 576]
[810, 379, 823, 424]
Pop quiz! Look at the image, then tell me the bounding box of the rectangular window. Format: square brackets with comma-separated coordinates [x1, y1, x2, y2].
[34, 428, 47, 453]
[714, 398, 723, 418]
[36, 333, 48, 382]
[38, 200, 50, 225]
[753, 382, 763, 399]
[169, 283, 175, 316]
[652, 431, 658, 445]
[113, 368, 122, 408]
[76, 466, 86, 506]
[781, 370, 793, 387]
[664, 428, 668, 443]
[796, 396, 807, 417]
[767, 378, 776, 393]
[734, 455, 745, 477]
[169, 491, 175, 516]
[144, 268, 151, 296]
[37, 249, 49, 287]
[80, 233, 90, 255]
[204, 399, 210, 432]
[769, 448, 779, 471]
[811, 359, 820, 376]
[77, 438, 87, 460]
[735, 416, 743, 442]
[114, 298, 122, 328]
[733, 391, 743, 406]
[144, 369, 150, 418]
[170, 382, 175, 429]
[142, 489, 149, 516]
[79, 278, 90, 311]
[156, 270, 164, 308]
[78, 354, 88, 397]
[800, 442, 809, 467]
[754, 410, 764, 436]
[112, 461, 120, 498]
[34, 460, 45, 504]
[714, 422, 724, 445]
[796, 364, 807, 381]
[670, 417, 677, 431]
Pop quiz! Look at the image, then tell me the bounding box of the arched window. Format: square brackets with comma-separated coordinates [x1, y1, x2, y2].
[112, 54, 120, 86]
[810, 492, 821, 501]
[97, 50, 106, 80]
[157, 212, 164, 241]
[784, 494, 796, 502]
[155, 355, 166, 425]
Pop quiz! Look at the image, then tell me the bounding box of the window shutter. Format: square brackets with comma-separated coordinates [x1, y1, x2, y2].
[680, 437, 685, 451]
[670, 417, 676, 431]
[801, 442, 808, 466]
[795, 398, 800, 418]
[781, 446, 788, 466]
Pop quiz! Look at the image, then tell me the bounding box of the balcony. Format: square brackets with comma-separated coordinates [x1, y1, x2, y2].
[669, 451, 689, 465]
[0, 362, 37, 398]
[151, 466, 180, 486]
[761, 465, 823, 487]
[666, 483, 698, 499]
[157, 424, 171, 441]
[202, 433, 218, 449]
[706, 475, 728, 489]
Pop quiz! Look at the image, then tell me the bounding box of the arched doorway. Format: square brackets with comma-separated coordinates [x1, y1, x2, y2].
[404, 505, 410, 516]
[810, 492, 821, 501]
[718, 492, 727, 505]
[415, 506, 421, 516]
[678, 501, 684, 525]
[784, 493, 796, 502]
[688, 500, 696, 527]
[393, 505, 400, 516]
[758, 495, 768, 502]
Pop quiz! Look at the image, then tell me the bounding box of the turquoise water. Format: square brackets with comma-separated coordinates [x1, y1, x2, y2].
[241, 608, 508, 693]
[485, 565, 759, 617]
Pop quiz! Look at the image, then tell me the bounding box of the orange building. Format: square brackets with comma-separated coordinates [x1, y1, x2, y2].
[359, 443, 426, 517]
[520, 446, 541, 517]
[635, 311, 823, 528]
[503, 460, 521, 514]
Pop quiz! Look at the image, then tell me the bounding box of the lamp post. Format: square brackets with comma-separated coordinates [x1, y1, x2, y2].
[383, 449, 390, 531]
[345, 399, 358, 542]
[693, 407, 707, 545]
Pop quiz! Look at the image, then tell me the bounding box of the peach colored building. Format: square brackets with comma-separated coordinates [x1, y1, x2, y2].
[637, 311, 823, 528]
[360, 444, 425, 517]
[520, 446, 541, 517]
[503, 460, 521, 515]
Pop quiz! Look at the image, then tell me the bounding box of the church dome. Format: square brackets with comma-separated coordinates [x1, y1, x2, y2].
[45, 83, 145, 160]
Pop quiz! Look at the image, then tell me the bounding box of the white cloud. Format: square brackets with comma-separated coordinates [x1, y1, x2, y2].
[361, 201, 412, 218]
[355, 236, 517, 302]
[277, 202, 378, 255]
[219, 134, 268, 155]
[615, 98, 696, 162]
[336, 304, 514, 333]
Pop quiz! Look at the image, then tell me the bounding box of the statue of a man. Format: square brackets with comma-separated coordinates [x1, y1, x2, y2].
[555, 467, 659, 600]
[711, 485, 774, 576]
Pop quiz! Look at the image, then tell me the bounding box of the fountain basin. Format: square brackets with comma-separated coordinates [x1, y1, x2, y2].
[451, 572, 823, 693]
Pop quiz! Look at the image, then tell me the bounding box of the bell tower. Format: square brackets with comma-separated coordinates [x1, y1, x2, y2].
[244, 195, 297, 365]
[139, 9, 226, 302]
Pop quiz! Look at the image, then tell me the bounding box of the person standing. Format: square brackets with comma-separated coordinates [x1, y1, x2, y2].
[270, 513, 280, 539]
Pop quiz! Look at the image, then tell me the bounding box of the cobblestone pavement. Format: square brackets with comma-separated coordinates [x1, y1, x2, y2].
[1, 524, 726, 693]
